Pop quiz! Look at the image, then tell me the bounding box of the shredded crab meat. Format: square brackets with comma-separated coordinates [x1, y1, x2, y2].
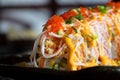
[30, 31, 47, 67]
[41, 35, 65, 58]
[30, 2, 120, 70]
[49, 32, 63, 38]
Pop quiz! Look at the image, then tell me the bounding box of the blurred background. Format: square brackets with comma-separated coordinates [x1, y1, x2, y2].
[0, 0, 112, 55]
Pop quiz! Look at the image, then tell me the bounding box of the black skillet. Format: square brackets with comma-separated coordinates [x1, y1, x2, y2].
[0, 53, 120, 80]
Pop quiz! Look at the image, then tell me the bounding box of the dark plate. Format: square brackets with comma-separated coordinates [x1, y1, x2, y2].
[0, 64, 120, 80]
[0, 53, 120, 80]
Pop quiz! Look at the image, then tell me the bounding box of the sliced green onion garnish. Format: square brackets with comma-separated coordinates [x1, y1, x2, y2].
[66, 14, 82, 24]
[86, 34, 98, 41]
[57, 29, 62, 35]
[110, 30, 116, 37]
[75, 14, 82, 20]
[91, 34, 98, 40]
[72, 27, 77, 33]
[65, 18, 73, 24]
[98, 5, 107, 13]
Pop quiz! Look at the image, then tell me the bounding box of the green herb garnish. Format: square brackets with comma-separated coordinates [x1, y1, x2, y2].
[57, 29, 63, 35]
[65, 18, 73, 24]
[86, 34, 98, 42]
[98, 5, 107, 13]
[91, 34, 98, 40]
[75, 14, 82, 20]
[65, 14, 82, 24]
[110, 30, 116, 37]
[72, 27, 77, 33]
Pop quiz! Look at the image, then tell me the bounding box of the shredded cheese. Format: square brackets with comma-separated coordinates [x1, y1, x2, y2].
[64, 37, 76, 70]
[31, 2, 120, 71]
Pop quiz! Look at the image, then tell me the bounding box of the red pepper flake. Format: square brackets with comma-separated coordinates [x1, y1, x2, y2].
[46, 15, 64, 33]
[67, 27, 77, 34]
[106, 2, 120, 8]
[79, 7, 88, 17]
[92, 7, 99, 12]
[68, 27, 73, 34]
[61, 9, 77, 20]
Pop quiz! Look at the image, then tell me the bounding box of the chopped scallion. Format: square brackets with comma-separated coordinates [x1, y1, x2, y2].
[65, 18, 73, 24]
[91, 34, 98, 40]
[86, 34, 98, 41]
[57, 29, 62, 35]
[110, 30, 116, 37]
[98, 5, 107, 13]
[72, 27, 77, 33]
[75, 14, 82, 20]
